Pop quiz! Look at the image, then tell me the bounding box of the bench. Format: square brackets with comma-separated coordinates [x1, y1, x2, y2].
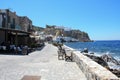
[57, 46, 65, 60]
[57, 45, 73, 61]
[64, 49, 73, 61]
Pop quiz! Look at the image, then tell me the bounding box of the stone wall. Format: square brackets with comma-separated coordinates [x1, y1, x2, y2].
[19, 16, 32, 32]
[63, 45, 119, 80]
[8, 10, 20, 29]
[0, 9, 21, 30]
[0, 9, 32, 32]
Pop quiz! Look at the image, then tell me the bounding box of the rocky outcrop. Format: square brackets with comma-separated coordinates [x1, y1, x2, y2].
[100, 54, 120, 77]
[84, 54, 109, 67]
[72, 51, 119, 79]
[63, 30, 91, 42]
[44, 25, 91, 42]
[84, 54, 120, 77]
[110, 69, 120, 77]
[33, 25, 91, 42]
[101, 54, 120, 65]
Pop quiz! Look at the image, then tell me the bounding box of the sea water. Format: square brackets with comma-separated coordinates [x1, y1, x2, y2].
[65, 40, 120, 69]
[65, 40, 120, 70]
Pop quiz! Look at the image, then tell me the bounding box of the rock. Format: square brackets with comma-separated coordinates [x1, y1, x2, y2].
[81, 48, 88, 53]
[101, 54, 120, 77]
[101, 54, 120, 65]
[84, 54, 108, 67]
[64, 30, 91, 42]
[84, 54, 120, 78]
[109, 69, 120, 77]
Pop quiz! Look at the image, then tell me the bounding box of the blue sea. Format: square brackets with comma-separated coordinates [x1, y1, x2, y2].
[64, 40, 120, 61]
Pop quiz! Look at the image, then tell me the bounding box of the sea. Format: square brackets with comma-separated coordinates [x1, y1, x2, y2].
[64, 40, 120, 69]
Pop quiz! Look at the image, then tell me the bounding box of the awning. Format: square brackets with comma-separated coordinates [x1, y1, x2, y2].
[0, 28, 31, 34]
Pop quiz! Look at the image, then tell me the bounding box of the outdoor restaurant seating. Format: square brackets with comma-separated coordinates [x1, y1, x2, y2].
[0, 41, 45, 55]
[22, 45, 28, 55]
[0, 46, 6, 50]
[0, 43, 29, 55]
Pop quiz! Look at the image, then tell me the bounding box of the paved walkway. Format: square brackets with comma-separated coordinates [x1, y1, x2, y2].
[0, 43, 87, 80]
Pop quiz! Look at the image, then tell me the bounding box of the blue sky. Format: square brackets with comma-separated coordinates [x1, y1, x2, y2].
[1, 0, 120, 40]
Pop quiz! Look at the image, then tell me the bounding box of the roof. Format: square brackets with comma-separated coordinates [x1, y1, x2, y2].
[0, 28, 31, 34]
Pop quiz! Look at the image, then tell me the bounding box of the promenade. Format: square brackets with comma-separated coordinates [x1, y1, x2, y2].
[0, 43, 87, 80]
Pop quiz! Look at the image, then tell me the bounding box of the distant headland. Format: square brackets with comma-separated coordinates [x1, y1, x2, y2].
[33, 25, 92, 42]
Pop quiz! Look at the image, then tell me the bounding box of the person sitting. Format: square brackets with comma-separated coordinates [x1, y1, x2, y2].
[17, 46, 22, 54]
[1, 42, 5, 46]
[22, 45, 28, 55]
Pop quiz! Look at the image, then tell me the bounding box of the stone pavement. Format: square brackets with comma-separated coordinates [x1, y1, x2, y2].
[0, 43, 87, 80]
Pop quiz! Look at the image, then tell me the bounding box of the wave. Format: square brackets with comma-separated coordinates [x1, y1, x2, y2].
[76, 49, 120, 70]
[65, 41, 120, 73]
[88, 51, 120, 70]
[91, 51, 120, 61]
[73, 47, 120, 61]
[108, 62, 120, 70]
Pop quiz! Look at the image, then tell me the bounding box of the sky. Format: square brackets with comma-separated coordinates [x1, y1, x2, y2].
[0, 0, 120, 40]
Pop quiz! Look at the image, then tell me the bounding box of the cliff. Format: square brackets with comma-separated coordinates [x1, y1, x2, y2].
[63, 30, 91, 42]
[33, 25, 91, 42]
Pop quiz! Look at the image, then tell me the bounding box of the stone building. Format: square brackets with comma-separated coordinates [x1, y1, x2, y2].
[19, 16, 32, 32]
[0, 9, 33, 46]
[0, 9, 21, 30]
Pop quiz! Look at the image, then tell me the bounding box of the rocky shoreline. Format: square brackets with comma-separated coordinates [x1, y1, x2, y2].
[83, 53, 120, 77]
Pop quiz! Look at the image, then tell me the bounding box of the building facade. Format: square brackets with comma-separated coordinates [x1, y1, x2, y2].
[19, 16, 32, 32]
[0, 9, 33, 46]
